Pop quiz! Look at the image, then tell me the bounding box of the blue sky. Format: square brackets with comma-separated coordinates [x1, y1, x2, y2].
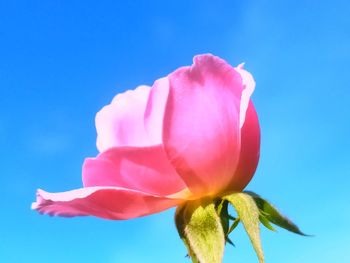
[1, 0, 349, 262]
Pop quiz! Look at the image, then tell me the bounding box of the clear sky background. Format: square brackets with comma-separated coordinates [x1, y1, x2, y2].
[1, 1, 349, 262]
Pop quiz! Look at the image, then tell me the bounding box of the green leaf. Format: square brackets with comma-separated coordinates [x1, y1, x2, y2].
[175, 199, 225, 263]
[245, 191, 307, 236]
[224, 193, 264, 263]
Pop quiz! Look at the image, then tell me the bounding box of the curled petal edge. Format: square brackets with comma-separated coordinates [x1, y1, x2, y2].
[32, 187, 188, 220]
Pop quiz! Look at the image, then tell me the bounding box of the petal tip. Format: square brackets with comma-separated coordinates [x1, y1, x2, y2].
[32, 189, 48, 210]
[237, 62, 245, 69]
[236, 65, 256, 128]
[31, 202, 38, 210]
[192, 53, 227, 67]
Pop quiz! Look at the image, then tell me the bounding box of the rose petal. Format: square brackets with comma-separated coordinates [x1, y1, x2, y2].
[32, 187, 184, 220]
[95, 77, 170, 151]
[163, 54, 246, 196]
[96, 85, 151, 151]
[82, 144, 187, 196]
[236, 64, 256, 128]
[144, 77, 170, 145]
[226, 100, 260, 192]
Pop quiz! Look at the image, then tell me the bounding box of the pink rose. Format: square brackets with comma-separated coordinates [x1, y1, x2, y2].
[32, 54, 260, 220]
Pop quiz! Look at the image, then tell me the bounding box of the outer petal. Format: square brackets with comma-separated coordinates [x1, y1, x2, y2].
[95, 79, 169, 151]
[226, 100, 260, 192]
[82, 144, 187, 196]
[163, 54, 245, 196]
[32, 187, 183, 220]
[144, 77, 170, 145]
[96, 85, 151, 151]
[236, 64, 256, 129]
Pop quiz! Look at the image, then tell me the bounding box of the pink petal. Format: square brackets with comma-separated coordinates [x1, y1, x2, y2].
[226, 100, 260, 192]
[162, 54, 246, 196]
[144, 77, 170, 145]
[96, 85, 151, 151]
[32, 187, 183, 220]
[236, 64, 256, 128]
[82, 144, 187, 196]
[95, 78, 170, 152]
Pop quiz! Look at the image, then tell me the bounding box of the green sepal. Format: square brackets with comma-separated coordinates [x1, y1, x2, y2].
[216, 200, 230, 237]
[228, 214, 236, 220]
[224, 193, 264, 263]
[259, 213, 276, 232]
[226, 237, 235, 247]
[175, 198, 225, 263]
[227, 217, 240, 235]
[175, 205, 200, 263]
[216, 199, 236, 245]
[245, 191, 307, 236]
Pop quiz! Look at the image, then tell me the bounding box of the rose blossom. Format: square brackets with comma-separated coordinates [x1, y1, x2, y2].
[32, 54, 260, 220]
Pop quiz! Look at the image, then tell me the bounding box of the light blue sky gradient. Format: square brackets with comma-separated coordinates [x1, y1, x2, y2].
[1, 1, 349, 262]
